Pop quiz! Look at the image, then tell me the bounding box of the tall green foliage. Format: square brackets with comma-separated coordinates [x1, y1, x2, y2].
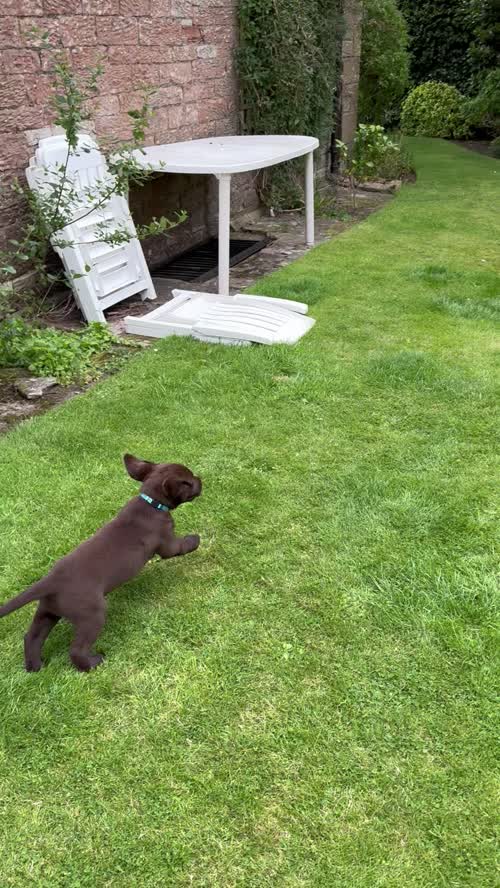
[466, 0, 500, 90]
[237, 0, 342, 207]
[466, 67, 500, 134]
[400, 0, 500, 94]
[359, 0, 410, 125]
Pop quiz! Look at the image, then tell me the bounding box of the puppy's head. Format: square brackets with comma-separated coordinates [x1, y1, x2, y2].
[124, 454, 202, 509]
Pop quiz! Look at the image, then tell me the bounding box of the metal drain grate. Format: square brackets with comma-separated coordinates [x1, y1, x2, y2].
[151, 236, 271, 283]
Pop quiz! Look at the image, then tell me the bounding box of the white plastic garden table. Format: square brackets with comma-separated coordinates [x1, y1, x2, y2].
[27, 133, 319, 344]
[132, 135, 319, 296]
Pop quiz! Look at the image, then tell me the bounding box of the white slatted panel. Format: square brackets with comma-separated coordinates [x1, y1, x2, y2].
[26, 135, 156, 323]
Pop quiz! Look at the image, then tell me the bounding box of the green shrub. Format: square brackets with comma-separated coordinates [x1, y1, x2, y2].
[491, 136, 500, 157]
[0, 319, 134, 384]
[359, 0, 410, 126]
[336, 124, 414, 206]
[465, 68, 500, 136]
[337, 124, 412, 179]
[400, 82, 469, 138]
[238, 0, 341, 141]
[351, 125, 398, 179]
[375, 140, 415, 180]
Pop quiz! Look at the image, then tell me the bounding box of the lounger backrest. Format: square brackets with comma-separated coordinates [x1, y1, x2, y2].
[26, 134, 155, 323]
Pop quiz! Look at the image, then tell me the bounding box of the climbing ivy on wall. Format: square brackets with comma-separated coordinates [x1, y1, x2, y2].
[237, 0, 342, 208]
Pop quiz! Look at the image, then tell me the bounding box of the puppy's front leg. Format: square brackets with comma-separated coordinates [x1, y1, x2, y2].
[156, 534, 200, 559]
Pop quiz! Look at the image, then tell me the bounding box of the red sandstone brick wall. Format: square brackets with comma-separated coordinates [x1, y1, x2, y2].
[0, 0, 260, 270]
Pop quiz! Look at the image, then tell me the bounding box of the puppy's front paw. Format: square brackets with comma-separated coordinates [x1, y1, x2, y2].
[184, 534, 200, 553]
[71, 652, 104, 672]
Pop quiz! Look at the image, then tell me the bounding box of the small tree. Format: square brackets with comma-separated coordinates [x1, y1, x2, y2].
[0, 29, 185, 318]
[336, 124, 401, 207]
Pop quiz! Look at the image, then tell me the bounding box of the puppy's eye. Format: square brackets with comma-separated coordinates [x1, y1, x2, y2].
[180, 480, 192, 488]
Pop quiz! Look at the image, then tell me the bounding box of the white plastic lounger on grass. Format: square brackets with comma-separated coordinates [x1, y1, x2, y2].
[124, 290, 315, 346]
[26, 134, 156, 324]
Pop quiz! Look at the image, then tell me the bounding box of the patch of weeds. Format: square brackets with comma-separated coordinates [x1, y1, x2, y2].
[248, 455, 278, 474]
[429, 269, 500, 322]
[409, 265, 463, 286]
[432, 294, 500, 321]
[375, 143, 415, 181]
[366, 350, 480, 397]
[0, 318, 139, 384]
[314, 192, 345, 220]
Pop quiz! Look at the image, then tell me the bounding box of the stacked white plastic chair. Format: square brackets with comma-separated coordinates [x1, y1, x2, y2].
[26, 134, 156, 323]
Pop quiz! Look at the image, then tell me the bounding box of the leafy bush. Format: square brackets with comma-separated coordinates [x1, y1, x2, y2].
[351, 125, 399, 179]
[336, 124, 412, 205]
[359, 0, 410, 126]
[465, 68, 500, 136]
[0, 319, 134, 384]
[237, 0, 342, 208]
[375, 141, 415, 180]
[400, 82, 469, 138]
[491, 136, 500, 157]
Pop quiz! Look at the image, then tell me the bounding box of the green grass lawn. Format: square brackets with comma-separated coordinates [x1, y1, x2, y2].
[0, 138, 498, 887]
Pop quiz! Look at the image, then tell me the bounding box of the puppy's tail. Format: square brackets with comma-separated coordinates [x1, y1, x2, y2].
[0, 582, 47, 617]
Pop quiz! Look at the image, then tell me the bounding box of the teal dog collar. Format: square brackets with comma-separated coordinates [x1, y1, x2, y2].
[139, 493, 170, 513]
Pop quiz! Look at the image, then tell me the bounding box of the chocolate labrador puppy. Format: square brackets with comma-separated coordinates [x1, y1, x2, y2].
[0, 454, 201, 672]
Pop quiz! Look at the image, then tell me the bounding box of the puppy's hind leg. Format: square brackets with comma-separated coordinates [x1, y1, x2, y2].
[24, 605, 61, 672]
[69, 607, 106, 672]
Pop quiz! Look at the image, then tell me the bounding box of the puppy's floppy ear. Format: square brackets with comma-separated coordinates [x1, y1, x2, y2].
[123, 453, 155, 482]
[162, 474, 192, 507]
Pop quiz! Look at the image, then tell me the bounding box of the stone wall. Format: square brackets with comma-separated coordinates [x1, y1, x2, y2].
[0, 0, 259, 272]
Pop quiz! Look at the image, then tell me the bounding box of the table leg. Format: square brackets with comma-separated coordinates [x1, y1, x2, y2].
[217, 173, 231, 296]
[305, 150, 315, 246]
